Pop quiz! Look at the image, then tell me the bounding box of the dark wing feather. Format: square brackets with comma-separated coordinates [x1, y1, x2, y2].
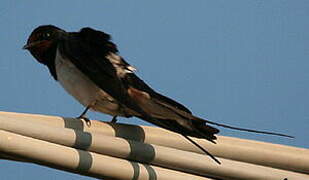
[59, 27, 218, 141]
[58, 29, 151, 119]
[67, 27, 192, 114]
[123, 73, 192, 114]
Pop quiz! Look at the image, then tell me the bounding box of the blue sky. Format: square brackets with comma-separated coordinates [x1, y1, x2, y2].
[0, 1, 308, 179]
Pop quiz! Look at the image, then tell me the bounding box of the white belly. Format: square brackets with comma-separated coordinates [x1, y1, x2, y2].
[55, 49, 123, 116]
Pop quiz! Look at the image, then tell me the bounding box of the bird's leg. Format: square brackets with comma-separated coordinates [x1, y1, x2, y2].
[77, 106, 91, 126]
[111, 116, 118, 123]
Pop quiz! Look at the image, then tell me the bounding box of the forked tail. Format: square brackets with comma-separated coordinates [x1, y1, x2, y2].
[198, 117, 294, 138]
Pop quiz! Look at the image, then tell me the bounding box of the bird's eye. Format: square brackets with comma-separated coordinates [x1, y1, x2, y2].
[41, 32, 51, 39]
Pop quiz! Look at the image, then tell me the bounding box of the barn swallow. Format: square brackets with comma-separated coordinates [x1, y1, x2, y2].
[23, 25, 293, 164]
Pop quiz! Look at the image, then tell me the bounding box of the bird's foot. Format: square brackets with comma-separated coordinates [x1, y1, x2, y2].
[76, 106, 91, 126]
[111, 116, 118, 123]
[77, 115, 91, 126]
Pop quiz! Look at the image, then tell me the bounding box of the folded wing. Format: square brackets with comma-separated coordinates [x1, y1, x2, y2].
[59, 27, 219, 142]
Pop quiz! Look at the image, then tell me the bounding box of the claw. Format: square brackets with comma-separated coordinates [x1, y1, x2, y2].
[77, 115, 91, 126]
[77, 106, 91, 126]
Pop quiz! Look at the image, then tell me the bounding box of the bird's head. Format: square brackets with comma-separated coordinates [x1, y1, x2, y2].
[23, 25, 65, 64]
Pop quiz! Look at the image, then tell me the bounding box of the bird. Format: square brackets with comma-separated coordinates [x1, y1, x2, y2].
[23, 25, 293, 164]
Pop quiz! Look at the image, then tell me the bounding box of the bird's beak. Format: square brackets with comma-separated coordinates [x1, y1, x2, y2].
[22, 44, 31, 50]
[22, 41, 42, 50]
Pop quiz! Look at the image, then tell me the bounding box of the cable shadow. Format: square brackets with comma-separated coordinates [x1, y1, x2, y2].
[142, 164, 157, 180]
[108, 122, 146, 142]
[107, 123, 155, 162]
[61, 118, 158, 179]
[62, 117, 93, 173]
[130, 162, 140, 180]
[108, 122, 158, 178]
[76, 150, 92, 172]
[129, 162, 158, 180]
